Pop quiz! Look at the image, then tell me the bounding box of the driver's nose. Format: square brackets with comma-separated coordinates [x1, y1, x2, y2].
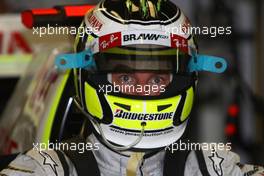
[132, 73, 162, 96]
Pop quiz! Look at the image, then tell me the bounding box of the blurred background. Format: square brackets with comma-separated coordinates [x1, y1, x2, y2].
[0, 0, 263, 165]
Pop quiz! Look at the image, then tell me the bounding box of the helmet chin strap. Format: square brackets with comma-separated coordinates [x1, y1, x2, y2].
[72, 97, 146, 151]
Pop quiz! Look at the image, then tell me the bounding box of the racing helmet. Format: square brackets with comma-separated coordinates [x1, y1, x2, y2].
[56, 0, 227, 150]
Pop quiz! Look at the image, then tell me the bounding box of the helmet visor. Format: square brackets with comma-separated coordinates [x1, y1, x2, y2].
[93, 45, 191, 74]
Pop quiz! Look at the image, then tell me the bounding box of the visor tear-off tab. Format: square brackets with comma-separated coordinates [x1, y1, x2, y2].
[55, 49, 95, 69]
[188, 54, 227, 73]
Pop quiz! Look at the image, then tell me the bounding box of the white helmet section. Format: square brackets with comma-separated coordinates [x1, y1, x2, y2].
[93, 120, 188, 149]
[83, 2, 197, 55]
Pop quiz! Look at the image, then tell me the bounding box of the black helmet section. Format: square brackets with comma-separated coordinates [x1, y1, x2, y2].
[101, 0, 180, 23]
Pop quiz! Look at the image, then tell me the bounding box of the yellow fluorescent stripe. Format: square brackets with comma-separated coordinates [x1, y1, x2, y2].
[106, 94, 181, 130]
[113, 119, 173, 130]
[84, 82, 103, 119]
[180, 87, 194, 121]
[102, 47, 187, 56]
[41, 70, 71, 144]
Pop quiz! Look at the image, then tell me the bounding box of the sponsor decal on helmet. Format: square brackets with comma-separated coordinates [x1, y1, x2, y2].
[114, 109, 173, 121]
[99, 32, 121, 51]
[170, 34, 188, 53]
[87, 11, 103, 31]
[121, 30, 171, 47]
[123, 33, 169, 42]
[95, 30, 189, 53]
[110, 126, 174, 136]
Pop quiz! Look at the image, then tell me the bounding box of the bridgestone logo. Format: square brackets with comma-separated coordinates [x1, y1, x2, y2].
[114, 109, 173, 121]
[123, 33, 169, 41]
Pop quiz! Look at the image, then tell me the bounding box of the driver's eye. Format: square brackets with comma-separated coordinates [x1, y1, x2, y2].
[148, 76, 164, 85]
[119, 75, 135, 85]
